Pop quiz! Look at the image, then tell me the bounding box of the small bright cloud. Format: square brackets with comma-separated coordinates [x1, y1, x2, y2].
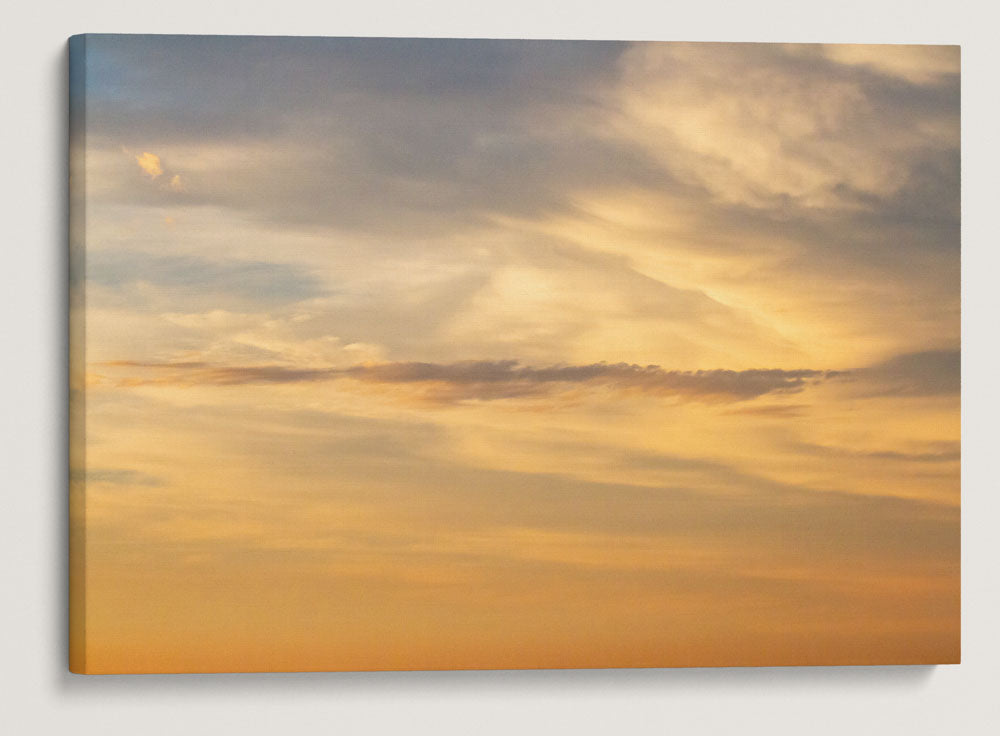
[135, 151, 163, 179]
[168, 174, 184, 192]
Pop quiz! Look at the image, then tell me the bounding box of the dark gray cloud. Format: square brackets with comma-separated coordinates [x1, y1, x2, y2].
[82, 35, 657, 233]
[105, 358, 838, 403]
[343, 361, 836, 402]
[83, 36, 628, 140]
[105, 350, 962, 403]
[80, 36, 958, 247]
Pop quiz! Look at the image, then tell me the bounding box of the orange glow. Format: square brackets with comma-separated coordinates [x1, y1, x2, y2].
[69, 37, 959, 672]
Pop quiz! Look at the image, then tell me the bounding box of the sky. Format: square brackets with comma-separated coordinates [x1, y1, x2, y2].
[70, 36, 960, 673]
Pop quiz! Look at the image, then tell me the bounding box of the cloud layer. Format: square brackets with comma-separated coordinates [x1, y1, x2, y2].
[73, 37, 960, 672]
[103, 358, 841, 403]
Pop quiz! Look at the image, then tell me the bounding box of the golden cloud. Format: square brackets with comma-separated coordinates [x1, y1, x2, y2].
[135, 151, 163, 179]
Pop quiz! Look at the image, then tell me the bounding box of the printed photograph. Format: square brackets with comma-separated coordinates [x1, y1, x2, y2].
[69, 36, 960, 673]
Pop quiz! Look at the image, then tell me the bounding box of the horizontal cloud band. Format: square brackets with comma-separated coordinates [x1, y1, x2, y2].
[104, 359, 840, 403]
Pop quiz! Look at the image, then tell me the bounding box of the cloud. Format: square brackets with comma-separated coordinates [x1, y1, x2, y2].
[343, 361, 837, 402]
[724, 404, 809, 418]
[616, 43, 958, 215]
[817, 44, 959, 85]
[87, 251, 325, 306]
[792, 441, 960, 463]
[79, 38, 959, 402]
[135, 151, 163, 179]
[81, 37, 670, 238]
[85, 39, 958, 256]
[71, 467, 164, 487]
[854, 349, 960, 397]
[102, 358, 839, 403]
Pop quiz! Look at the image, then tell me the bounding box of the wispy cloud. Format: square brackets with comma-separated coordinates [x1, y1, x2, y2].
[792, 441, 960, 463]
[102, 358, 840, 403]
[343, 361, 838, 402]
[71, 467, 164, 487]
[724, 404, 809, 418]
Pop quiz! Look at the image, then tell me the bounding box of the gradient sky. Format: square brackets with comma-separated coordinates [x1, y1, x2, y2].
[70, 36, 960, 673]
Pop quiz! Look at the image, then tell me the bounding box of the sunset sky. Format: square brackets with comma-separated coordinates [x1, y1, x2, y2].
[70, 36, 960, 673]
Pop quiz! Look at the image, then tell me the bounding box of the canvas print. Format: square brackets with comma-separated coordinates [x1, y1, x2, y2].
[68, 35, 960, 673]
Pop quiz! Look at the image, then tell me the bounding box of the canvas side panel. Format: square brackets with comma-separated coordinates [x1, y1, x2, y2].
[68, 33, 88, 674]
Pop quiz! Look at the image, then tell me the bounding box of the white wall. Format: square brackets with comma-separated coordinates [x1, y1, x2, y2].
[3, 1, 997, 733]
